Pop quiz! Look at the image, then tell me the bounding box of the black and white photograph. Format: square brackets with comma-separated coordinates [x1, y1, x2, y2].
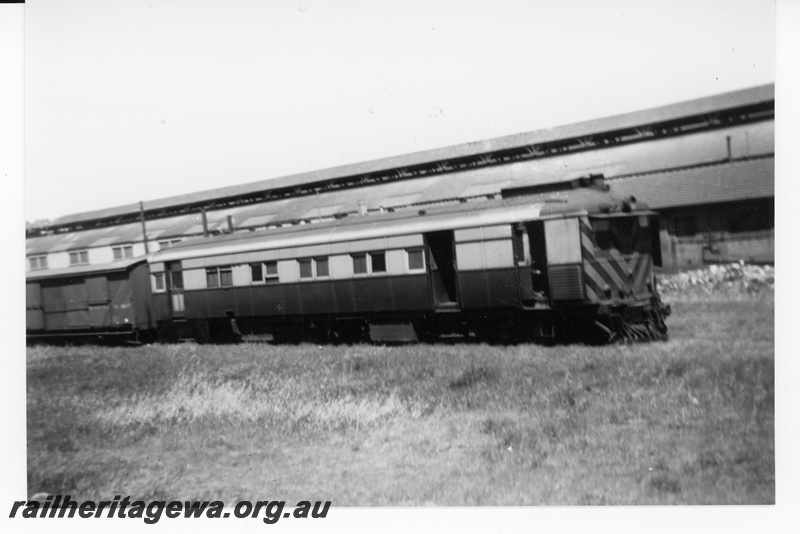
[5, 0, 796, 531]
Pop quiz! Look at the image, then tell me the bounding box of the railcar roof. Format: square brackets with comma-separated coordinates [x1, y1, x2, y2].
[25, 257, 146, 281]
[152, 185, 649, 263]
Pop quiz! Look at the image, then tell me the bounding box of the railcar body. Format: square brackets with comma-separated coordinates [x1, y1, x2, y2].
[147, 177, 670, 343]
[26, 258, 157, 343]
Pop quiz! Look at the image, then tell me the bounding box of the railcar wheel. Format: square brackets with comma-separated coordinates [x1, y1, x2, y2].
[157, 322, 180, 344]
[413, 320, 440, 343]
[190, 318, 211, 344]
[474, 318, 516, 345]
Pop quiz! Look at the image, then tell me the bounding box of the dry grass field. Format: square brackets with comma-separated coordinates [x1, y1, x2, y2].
[26, 292, 774, 505]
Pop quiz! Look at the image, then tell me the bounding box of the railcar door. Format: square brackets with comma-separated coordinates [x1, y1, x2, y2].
[543, 217, 585, 303]
[515, 222, 549, 305]
[166, 261, 185, 317]
[424, 230, 459, 308]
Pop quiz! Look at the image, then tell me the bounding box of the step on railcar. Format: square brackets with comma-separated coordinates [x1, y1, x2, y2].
[148, 175, 670, 344]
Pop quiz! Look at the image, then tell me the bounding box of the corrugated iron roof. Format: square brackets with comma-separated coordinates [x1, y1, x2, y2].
[26, 147, 775, 256]
[28, 100, 775, 258]
[609, 158, 774, 209]
[52, 84, 773, 226]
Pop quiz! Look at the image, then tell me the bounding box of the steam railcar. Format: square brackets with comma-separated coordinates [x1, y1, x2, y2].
[146, 176, 670, 344]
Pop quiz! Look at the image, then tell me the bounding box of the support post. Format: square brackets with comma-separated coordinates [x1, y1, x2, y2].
[139, 201, 149, 254]
[202, 207, 209, 237]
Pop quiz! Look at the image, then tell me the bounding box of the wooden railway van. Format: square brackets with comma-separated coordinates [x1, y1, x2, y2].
[26, 259, 157, 343]
[149, 178, 668, 343]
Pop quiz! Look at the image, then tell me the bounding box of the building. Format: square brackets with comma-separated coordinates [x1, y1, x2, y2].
[26, 84, 774, 274]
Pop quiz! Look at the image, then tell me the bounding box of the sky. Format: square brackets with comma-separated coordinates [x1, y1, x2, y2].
[24, 0, 776, 221]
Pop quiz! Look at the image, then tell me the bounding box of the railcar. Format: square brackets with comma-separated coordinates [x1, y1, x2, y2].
[25, 258, 158, 344]
[147, 175, 670, 344]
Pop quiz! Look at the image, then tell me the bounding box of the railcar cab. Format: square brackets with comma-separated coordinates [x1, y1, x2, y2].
[498, 175, 668, 341]
[503, 177, 660, 302]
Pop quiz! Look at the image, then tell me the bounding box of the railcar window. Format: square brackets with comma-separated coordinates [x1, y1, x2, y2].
[69, 250, 89, 265]
[407, 249, 425, 271]
[28, 255, 48, 270]
[298, 257, 329, 279]
[512, 228, 525, 262]
[206, 267, 220, 288]
[205, 266, 233, 288]
[251, 261, 279, 284]
[250, 263, 263, 282]
[168, 271, 183, 290]
[298, 258, 313, 279]
[220, 266, 233, 286]
[315, 257, 329, 277]
[112, 245, 133, 260]
[592, 218, 651, 255]
[352, 253, 367, 275]
[153, 273, 165, 291]
[370, 252, 386, 273]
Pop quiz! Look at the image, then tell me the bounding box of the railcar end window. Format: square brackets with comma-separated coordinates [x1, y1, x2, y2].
[593, 218, 648, 254]
[69, 250, 89, 265]
[153, 273, 165, 292]
[29, 255, 48, 270]
[406, 249, 424, 271]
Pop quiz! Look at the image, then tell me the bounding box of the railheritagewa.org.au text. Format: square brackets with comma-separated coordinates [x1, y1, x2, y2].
[9, 495, 331, 524]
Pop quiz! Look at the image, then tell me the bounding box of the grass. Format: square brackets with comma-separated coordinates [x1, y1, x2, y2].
[26, 292, 774, 505]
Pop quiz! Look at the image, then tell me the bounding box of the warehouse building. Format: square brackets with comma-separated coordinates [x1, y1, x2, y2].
[26, 84, 774, 273]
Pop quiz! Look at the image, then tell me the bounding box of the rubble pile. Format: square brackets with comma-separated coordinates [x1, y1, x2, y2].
[658, 262, 774, 296]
